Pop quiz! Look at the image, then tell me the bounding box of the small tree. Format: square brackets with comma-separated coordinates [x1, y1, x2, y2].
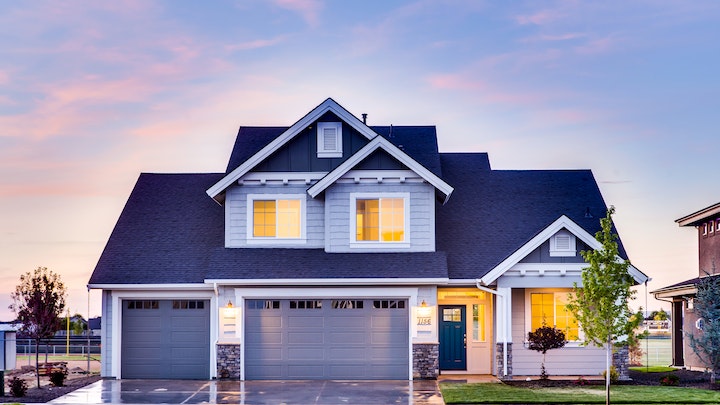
[567, 207, 642, 405]
[10, 267, 67, 388]
[687, 272, 720, 383]
[528, 325, 566, 380]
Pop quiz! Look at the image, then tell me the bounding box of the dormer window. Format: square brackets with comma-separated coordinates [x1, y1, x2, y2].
[549, 230, 576, 257]
[317, 122, 342, 158]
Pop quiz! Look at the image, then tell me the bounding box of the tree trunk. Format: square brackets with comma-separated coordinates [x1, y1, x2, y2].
[35, 339, 40, 388]
[606, 341, 611, 405]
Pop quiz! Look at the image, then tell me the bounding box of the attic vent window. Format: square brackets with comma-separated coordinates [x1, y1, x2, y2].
[317, 122, 342, 158]
[549, 230, 576, 257]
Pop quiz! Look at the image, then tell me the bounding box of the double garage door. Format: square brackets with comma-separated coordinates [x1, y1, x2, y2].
[121, 299, 210, 379]
[245, 298, 409, 380]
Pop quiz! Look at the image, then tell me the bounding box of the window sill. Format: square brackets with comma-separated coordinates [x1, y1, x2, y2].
[317, 151, 342, 158]
[246, 238, 307, 245]
[349, 242, 411, 249]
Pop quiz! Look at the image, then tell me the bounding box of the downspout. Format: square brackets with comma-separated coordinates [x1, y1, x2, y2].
[475, 281, 508, 377]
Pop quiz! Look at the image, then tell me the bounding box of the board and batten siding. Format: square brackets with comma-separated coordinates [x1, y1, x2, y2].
[224, 184, 324, 248]
[324, 183, 435, 253]
[510, 289, 606, 376]
[101, 290, 113, 377]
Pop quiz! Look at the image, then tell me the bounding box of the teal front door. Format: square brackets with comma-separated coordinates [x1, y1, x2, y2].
[439, 305, 466, 370]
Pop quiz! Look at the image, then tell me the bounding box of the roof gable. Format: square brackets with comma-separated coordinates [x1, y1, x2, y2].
[479, 215, 647, 285]
[207, 98, 378, 203]
[307, 135, 454, 204]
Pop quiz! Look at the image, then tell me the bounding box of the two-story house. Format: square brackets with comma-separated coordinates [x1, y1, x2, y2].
[653, 202, 720, 369]
[88, 98, 647, 380]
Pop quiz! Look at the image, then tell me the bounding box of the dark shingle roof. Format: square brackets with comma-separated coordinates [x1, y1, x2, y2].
[436, 153, 624, 280]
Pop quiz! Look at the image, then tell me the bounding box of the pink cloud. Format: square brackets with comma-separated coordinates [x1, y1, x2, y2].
[574, 36, 615, 55]
[426, 73, 544, 105]
[273, 0, 322, 27]
[515, 9, 564, 26]
[226, 37, 286, 52]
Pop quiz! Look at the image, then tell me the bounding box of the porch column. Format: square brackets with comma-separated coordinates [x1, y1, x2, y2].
[671, 299, 685, 367]
[495, 287, 512, 380]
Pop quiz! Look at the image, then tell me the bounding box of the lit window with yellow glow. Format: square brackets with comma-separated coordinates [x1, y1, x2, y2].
[472, 304, 486, 341]
[356, 198, 404, 242]
[530, 292, 579, 341]
[252, 199, 301, 238]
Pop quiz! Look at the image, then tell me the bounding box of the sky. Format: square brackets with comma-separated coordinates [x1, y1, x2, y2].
[1, 0, 719, 321]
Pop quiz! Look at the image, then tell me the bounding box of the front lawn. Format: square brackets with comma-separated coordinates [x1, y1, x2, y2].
[440, 383, 720, 404]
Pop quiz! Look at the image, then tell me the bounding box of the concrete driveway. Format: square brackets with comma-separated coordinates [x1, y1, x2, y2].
[50, 379, 444, 404]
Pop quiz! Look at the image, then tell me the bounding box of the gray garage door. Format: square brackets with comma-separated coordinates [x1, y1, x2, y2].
[121, 299, 210, 379]
[245, 298, 409, 380]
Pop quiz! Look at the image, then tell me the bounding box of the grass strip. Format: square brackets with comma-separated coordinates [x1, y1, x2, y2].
[440, 383, 720, 404]
[629, 366, 676, 373]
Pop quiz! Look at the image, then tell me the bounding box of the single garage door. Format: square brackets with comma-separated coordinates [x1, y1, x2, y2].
[245, 298, 409, 380]
[121, 299, 210, 379]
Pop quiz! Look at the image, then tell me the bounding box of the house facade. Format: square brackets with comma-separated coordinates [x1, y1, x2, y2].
[653, 202, 720, 369]
[88, 98, 647, 380]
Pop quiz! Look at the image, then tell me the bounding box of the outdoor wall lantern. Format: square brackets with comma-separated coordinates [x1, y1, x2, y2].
[417, 299, 432, 319]
[223, 300, 236, 318]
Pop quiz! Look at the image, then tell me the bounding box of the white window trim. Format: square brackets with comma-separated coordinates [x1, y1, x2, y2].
[549, 230, 576, 257]
[246, 194, 307, 244]
[524, 288, 584, 346]
[349, 192, 410, 248]
[317, 122, 342, 158]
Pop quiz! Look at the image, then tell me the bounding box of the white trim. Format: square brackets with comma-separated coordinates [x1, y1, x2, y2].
[205, 278, 449, 286]
[109, 290, 217, 379]
[307, 136, 454, 204]
[233, 286, 419, 380]
[350, 192, 411, 248]
[238, 172, 328, 186]
[207, 98, 376, 203]
[317, 122, 342, 158]
[549, 230, 576, 257]
[479, 215, 648, 286]
[88, 283, 211, 290]
[246, 193, 307, 244]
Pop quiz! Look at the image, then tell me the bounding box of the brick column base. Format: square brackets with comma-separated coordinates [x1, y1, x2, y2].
[217, 343, 241, 379]
[495, 342, 513, 380]
[613, 345, 631, 381]
[412, 343, 439, 379]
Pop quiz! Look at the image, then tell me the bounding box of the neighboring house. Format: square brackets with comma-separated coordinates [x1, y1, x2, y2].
[653, 202, 720, 369]
[88, 317, 101, 337]
[88, 98, 647, 380]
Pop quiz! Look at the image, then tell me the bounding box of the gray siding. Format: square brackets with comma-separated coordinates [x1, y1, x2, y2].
[101, 290, 112, 377]
[225, 184, 324, 248]
[324, 183, 436, 253]
[511, 289, 606, 376]
[519, 240, 589, 264]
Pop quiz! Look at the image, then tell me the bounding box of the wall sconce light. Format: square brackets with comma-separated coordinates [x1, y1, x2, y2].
[226, 300, 233, 308]
[418, 299, 431, 317]
[421, 300, 427, 307]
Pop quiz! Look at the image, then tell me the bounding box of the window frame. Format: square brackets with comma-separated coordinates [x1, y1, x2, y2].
[317, 122, 342, 158]
[549, 230, 576, 257]
[349, 192, 410, 248]
[246, 194, 307, 244]
[525, 289, 583, 345]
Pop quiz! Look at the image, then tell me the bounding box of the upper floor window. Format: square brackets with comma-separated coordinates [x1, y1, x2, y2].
[549, 230, 576, 257]
[349, 193, 410, 248]
[317, 122, 342, 158]
[529, 291, 580, 341]
[247, 194, 306, 243]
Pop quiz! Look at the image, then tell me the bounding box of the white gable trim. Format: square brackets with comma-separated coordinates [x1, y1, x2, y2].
[479, 215, 647, 286]
[307, 136, 454, 204]
[206, 98, 377, 203]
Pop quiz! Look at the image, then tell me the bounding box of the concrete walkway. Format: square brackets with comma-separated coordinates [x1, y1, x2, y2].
[50, 379, 445, 404]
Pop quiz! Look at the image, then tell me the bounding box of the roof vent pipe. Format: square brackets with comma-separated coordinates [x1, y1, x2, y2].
[362, 113, 367, 124]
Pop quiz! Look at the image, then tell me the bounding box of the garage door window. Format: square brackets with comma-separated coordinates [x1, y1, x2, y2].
[290, 300, 322, 309]
[127, 300, 159, 310]
[246, 300, 280, 309]
[172, 300, 205, 309]
[373, 300, 405, 309]
[331, 299, 364, 309]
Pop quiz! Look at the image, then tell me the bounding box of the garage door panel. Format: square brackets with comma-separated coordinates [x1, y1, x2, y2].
[121, 300, 210, 379]
[287, 347, 324, 360]
[245, 298, 408, 380]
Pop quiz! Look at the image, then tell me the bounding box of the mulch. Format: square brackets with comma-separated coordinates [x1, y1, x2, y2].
[0, 375, 102, 403]
[504, 369, 718, 390]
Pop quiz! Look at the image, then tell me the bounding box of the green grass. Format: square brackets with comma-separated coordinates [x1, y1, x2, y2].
[630, 366, 677, 373]
[440, 383, 720, 404]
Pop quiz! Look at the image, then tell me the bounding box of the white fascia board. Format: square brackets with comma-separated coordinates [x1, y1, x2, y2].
[478, 215, 649, 286]
[206, 98, 378, 203]
[205, 278, 449, 286]
[676, 202, 720, 227]
[653, 285, 697, 299]
[87, 283, 212, 290]
[307, 136, 454, 204]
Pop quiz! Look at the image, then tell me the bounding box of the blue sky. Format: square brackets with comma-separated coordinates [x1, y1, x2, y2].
[1, 0, 719, 320]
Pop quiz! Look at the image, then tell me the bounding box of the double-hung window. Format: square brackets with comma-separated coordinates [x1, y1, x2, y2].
[529, 290, 580, 341]
[247, 194, 305, 243]
[350, 193, 409, 247]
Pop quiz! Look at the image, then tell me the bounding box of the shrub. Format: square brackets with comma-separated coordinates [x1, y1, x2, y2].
[601, 366, 619, 384]
[50, 369, 67, 387]
[660, 374, 680, 386]
[9, 376, 28, 397]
